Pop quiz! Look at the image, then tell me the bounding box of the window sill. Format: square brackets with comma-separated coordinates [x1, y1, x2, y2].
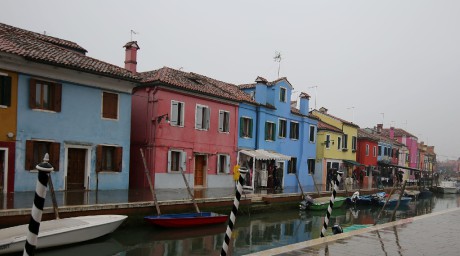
[240, 136, 252, 139]
[97, 171, 121, 174]
[101, 117, 119, 121]
[195, 128, 209, 131]
[0, 105, 8, 109]
[31, 108, 57, 113]
[342, 149, 348, 152]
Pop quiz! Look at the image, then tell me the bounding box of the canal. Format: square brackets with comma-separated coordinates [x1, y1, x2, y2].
[35, 193, 460, 256]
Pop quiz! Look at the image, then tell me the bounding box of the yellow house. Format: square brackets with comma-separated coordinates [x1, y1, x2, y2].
[312, 107, 360, 188]
[0, 68, 18, 193]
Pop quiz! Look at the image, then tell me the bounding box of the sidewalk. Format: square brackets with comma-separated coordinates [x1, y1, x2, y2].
[248, 207, 460, 256]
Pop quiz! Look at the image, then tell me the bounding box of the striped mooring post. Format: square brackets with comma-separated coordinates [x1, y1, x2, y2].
[220, 172, 244, 256]
[321, 171, 343, 238]
[24, 153, 54, 256]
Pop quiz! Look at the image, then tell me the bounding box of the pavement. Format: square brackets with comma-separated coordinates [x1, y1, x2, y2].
[247, 206, 460, 256]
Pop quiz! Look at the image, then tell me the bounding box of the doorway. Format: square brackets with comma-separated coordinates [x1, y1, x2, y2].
[67, 148, 87, 190]
[0, 149, 7, 193]
[194, 155, 207, 187]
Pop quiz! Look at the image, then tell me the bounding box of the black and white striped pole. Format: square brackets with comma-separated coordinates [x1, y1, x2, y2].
[24, 153, 54, 256]
[321, 171, 343, 238]
[220, 171, 244, 256]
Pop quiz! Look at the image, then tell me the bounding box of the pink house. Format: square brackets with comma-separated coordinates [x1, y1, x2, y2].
[129, 62, 254, 189]
[382, 127, 418, 169]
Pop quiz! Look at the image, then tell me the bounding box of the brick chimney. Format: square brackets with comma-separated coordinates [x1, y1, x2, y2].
[377, 124, 383, 134]
[124, 41, 140, 73]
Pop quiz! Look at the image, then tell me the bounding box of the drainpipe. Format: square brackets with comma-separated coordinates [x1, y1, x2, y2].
[255, 105, 260, 150]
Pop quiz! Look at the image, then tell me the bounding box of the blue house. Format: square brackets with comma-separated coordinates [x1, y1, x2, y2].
[237, 77, 318, 192]
[0, 23, 138, 192]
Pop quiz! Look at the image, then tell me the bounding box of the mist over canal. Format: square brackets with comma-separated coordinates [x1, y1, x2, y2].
[37, 194, 460, 256]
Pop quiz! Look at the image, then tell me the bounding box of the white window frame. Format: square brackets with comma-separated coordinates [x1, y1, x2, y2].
[279, 87, 287, 102]
[309, 125, 316, 143]
[218, 110, 230, 133]
[265, 121, 276, 141]
[325, 134, 331, 149]
[290, 121, 299, 140]
[337, 136, 342, 150]
[167, 149, 187, 173]
[373, 146, 377, 157]
[365, 144, 370, 156]
[195, 104, 210, 131]
[241, 116, 252, 138]
[170, 100, 185, 127]
[278, 118, 287, 138]
[352, 136, 357, 151]
[217, 154, 230, 174]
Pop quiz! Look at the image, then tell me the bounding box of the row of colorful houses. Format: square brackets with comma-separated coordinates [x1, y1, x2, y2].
[0, 23, 436, 193]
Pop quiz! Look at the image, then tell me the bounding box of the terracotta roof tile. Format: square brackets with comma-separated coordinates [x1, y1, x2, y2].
[239, 77, 290, 89]
[140, 67, 257, 103]
[0, 22, 138, 81]
[381, 128, 417, 138]
[318, 120, 343, 133]
[312, 109, 360, 128]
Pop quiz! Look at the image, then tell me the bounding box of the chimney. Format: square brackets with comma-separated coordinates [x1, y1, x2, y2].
[319, 107, 328, 114]
[377, 124, 383, 134]
[124, 41, 140, 73]
[254, 76, 268, 104]
[390, 126, 394, 139]
[299, 92, 310, 115]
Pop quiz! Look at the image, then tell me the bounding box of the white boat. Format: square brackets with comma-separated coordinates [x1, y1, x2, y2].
[0, 215, 127, 254]
[436, 180, 458, 194]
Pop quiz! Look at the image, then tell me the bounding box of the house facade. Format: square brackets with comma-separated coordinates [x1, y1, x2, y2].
[356, 129, 379, 188]
[130, 66, 253, 189]
[238, 78, 318, 192]
[0, 23, 137, 192]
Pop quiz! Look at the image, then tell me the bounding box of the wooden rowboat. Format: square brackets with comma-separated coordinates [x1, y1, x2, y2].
[144, 212, 228, 228]
[0, 215, 127, 254]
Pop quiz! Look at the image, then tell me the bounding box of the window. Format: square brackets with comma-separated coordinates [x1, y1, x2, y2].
[195, 104, 210, 130]
[365, 144, 369, 156]
[29, 79, 61, 112]
[279, 87, 287, 102]
[290, 121, 299, 140]
[171, 100, 184, 126]
[325, 134, 331, 149]
[168, 149, 186, 172]
[217, 154, 230, 174]
[384, 147, 388, 156]
[342, 134, 348, 149]
[96, 145, 122, 172]
[373, 146, 377, 157]
[278, 119, 287, 138]
[309, 125, 316, 143]
[218, 110, 230, 133]
[102, 92, 118, 119]
[0, 74, 12, 107]
[337, 136, 342, 150]
[265, 121, 276, 141]
[308, 158, 315, 175]
[288, 157, 297, 174]
[378, 146, 382, 156]
[25, 140, 60, 171]
[240, 117, 253, 138]
[352, 136, 357, 151]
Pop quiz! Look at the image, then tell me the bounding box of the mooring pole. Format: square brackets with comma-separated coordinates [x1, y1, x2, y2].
[24, 154, 54, 256]
[221, 172, 244, 256]
[320, 171, 343, 238]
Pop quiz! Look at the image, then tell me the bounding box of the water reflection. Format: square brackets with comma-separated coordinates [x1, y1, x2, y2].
[35, 194, 459, 256]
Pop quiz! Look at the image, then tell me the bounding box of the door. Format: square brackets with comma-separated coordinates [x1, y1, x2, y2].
[67, 148, 86, 190]
[0, 149, 6, 193]
[194, 155, 206, 186]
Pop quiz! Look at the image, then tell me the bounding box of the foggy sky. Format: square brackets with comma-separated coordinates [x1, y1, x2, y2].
[2, 0, 459, 160]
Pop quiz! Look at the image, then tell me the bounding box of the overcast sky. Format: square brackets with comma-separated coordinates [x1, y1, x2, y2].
[2, 0, 459, 161]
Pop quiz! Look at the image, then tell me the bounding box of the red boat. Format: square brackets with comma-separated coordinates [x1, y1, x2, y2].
[144, 212, 228, 228]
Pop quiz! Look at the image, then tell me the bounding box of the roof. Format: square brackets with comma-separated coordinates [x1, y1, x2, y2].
[312, 109, 360, 128]
[317, 120, 343, 133]
[139, 66, 257, 103]
[357, 129, 380, 142]
[381, 128, 417, 138]
[0, 22, 138, 81]
[239, 77, 291, 89]
[363, 128, 404, 146]
[239, 149, 291, 161]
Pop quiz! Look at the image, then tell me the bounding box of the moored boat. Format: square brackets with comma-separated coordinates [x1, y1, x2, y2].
[378, 195, 412, 207]
[144, 212, 228, 228]
[436, 180, 458, 194]
[300, 196, 346, 211]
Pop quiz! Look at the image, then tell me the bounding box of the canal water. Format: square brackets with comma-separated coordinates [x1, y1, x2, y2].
[35, 193, 460, 256]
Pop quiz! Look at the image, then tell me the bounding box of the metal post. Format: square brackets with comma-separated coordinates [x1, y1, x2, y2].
[221, 173, 244, 256]
[320, 171, 343, 238]
[23, 154, 54, 256]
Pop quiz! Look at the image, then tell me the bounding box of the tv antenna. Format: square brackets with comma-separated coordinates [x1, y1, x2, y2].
[130, 30, 139, 41]
[274, 51, 282, 78]
[308, 86, 318, 110]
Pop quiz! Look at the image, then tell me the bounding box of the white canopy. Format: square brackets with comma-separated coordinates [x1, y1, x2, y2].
[239, 149, 291, 161]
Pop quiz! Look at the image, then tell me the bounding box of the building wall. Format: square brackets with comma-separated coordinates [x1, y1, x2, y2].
[15, 73, 133, 191]
[357, 139, 378, 166]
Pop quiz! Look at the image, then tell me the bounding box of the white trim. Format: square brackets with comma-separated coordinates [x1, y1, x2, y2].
[279, 86, 287, 102]
[265, 121, 276, 141]
[195, 104, 210, 131]
[325, 134, 331, 149]
[170, 100, 185, 127]
[101, 91, 119, 121]
[64, 144, 92, 190]
[217, 153, 230, 174]
[278, 118, 287, 138]
[218, 110, 230, 133]
[309, 125, 316, 143]
[290, 121, 299, 140]
[0, 148, 8, 193]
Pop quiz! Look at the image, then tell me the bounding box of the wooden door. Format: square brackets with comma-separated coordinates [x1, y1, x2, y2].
[67, 148, 86, 190]
[194, 155, 206, 186]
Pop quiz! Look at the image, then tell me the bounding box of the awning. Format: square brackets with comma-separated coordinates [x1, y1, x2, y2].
[378, 162, 422, 172]
[239, 149, 291, 161]
[342, 160, 365, 166]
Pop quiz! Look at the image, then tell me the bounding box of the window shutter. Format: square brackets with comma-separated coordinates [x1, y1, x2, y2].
[29, 79, 37, 109]
[50, 142, 60, 171]
[219, 111, 224, 132]
[171, 101, 178, 126]
[217, 155, 221, 173]
[226, 155, 230, 174]
[96, 145, 103, 172]
[53, 83, 62, 112]
[265, 122, 269, 140]
[205, 107, 210, 129]
[272, 123, 276, 141]
[167, 150, 172, 172]
[114, 147, 123, 172]
[1, 76, 12, 106]
[239, 117, 244, 137]
[195, 106, 202, 129]
[181, 151, 187, 172]
[249, 118, 253, 138]
[25, 140, 34, 170]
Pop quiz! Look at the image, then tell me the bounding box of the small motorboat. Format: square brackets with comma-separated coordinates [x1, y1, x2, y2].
[144, 212, 228, 228]
[300, 195, 346, 211]
[436, 180, 458, 194]
[0, 215, 127, 254]
[346, 191, 373, 205]
[378, 194, 412, 207]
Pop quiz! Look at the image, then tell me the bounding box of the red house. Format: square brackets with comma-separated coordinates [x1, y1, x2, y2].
[130, 63, 254, 189]
[356, 129, 379, 188]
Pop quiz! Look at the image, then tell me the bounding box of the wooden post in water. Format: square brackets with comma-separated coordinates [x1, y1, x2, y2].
[47, 174, 60, 219]
[140, 148, 161, 215]
[391, 180, 407, 221]
[294, 171, 306, 199]
[180, 167, 200, 213]
[374, 179, 399, 225]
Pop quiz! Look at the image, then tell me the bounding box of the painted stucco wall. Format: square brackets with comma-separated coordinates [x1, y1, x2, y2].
[357, 139, 378, 166]
[15, 73, 132, 191]
[0, 69, 18, 142]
